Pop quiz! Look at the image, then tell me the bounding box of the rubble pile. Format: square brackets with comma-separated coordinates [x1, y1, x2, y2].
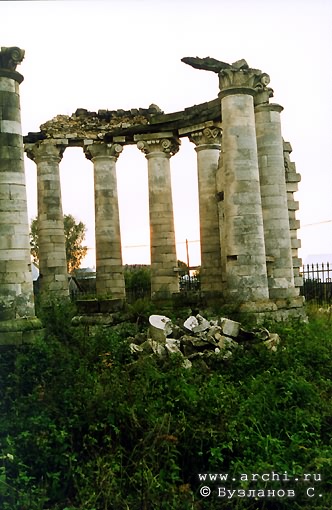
[128, 313, 281, 368]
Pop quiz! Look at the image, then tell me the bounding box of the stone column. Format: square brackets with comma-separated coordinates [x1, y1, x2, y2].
[25, 141, 69, 297]
[85, 142, 125, 300]
[0, 47, 42, 344]
[136, 133, 180, 300]
[218, 64, 272, 310]
[182, 123, 223, 295]
[255, 98, 300, 306]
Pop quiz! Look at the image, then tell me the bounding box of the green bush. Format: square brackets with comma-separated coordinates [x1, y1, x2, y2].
[0, 302, 331, 509]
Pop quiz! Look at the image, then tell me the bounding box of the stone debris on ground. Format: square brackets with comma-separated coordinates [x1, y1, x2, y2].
[128, 313, 281, 368]
[148, 314, 173, 342]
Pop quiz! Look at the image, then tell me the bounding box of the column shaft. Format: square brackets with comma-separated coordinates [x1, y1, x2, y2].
[86, 143, 125, 299]
[26, 142, 69, 297]
[137, 136, 179, 299]
[255, 104, 299, 303]
[220, 92, 269, 305]
[0, 46, 43, 344]
[188, 126, 222, 294]
[0, 74, 36, 320]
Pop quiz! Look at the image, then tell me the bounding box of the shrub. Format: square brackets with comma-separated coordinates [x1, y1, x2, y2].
[0, 302, 331, 509]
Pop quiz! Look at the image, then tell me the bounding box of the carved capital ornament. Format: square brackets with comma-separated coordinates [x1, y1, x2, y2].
[0, 46, 25, 83]
[218, 68, 272, 98]
[25, 141, 66, 163]
[84, 142, 123, 160]
[0, 46, 25, 71]
[137, 137, 180, 157]
[189, 127, 222, 147]
[182, 56, 273, 99]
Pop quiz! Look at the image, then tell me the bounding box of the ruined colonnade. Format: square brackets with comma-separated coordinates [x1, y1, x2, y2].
[0, 48, 304, 345]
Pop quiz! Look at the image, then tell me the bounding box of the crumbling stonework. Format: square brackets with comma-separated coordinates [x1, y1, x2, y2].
[283, 141, 303, 294]
[38, 108, 152, 142]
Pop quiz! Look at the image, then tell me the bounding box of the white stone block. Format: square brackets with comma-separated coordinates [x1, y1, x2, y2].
[148, 314, 173, 342]
[165, 340, 183, 356]
[0, 120, 22, 135]
[0, 78, 16, 92]
[219, 318, 241, 338]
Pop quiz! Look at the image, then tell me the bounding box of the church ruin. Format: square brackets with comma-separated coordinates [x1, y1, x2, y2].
[0, 48, 304, 343]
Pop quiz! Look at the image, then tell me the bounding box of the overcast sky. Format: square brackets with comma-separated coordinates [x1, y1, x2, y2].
[2, 0, 332, 267]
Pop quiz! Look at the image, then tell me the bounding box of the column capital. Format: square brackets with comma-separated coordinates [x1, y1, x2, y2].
[255, 102, 284, 114]
[254, 87, 274, 106]
[25, 140, 67, 163]
[181, 55, 274, 101]
[189, 126, 222, 150]
[219, 68, 273, 99]
[0, 46, 25, 83]
[84, 142, 123, 161]
[136, 136, 180, 158]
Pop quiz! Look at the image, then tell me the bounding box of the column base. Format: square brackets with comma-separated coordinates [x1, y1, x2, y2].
[268, 286, 300, 301]
[229, 298, 306, 325]
[273, 296, 305, 310]
[247, 306, 308, 325]
[76, 298, 125, 315]
[238, 300, 278, 313]
[0, 317, 44, 346]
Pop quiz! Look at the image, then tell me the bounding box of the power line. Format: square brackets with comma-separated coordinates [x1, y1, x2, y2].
[301, 219, 332, 228]
[85, 240, 201, 250]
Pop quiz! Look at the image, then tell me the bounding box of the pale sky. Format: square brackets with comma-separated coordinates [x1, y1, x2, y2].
[2, 0, 332, 267]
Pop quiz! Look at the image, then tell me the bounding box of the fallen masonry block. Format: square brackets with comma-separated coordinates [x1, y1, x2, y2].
[201, 333, 219, 346]
[219, 318, 241, 338]
[148, 314, 173, 342]
[214, 347, 233, 359]
[217, 335, 238, 351]
[129, 343, 144, 355]
[238, 327, 269, 343]
[166, 338, 181, 348]
[207, 325, 222, 337]
[141, 339, 167, 357]
[165, 341, 183, 356]
[184, 314, 210, 334]
[182, 359, 192, 369]
[170, 324, 184, 339]
[187, 351, 206, 360]
[181, 342, 196, 357]
[263, 333, 281, 352]
[181, 334, 212, 348]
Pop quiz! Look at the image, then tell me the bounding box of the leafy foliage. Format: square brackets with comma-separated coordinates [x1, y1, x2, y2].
[29, 216, 39, 268]
[64, 215, 88, 273]
[0, 305, 331, 509]
[30, 214, 88, 273]
[124, 265, 151, 302]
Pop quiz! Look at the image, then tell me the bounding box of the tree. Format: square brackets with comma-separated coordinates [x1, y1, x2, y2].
[124, 265, 151, 301]
[30, 218, 39, 267]
[30, 214, 88, 273]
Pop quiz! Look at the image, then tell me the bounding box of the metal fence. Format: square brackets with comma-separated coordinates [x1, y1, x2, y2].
[301, 262, 332, 305]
